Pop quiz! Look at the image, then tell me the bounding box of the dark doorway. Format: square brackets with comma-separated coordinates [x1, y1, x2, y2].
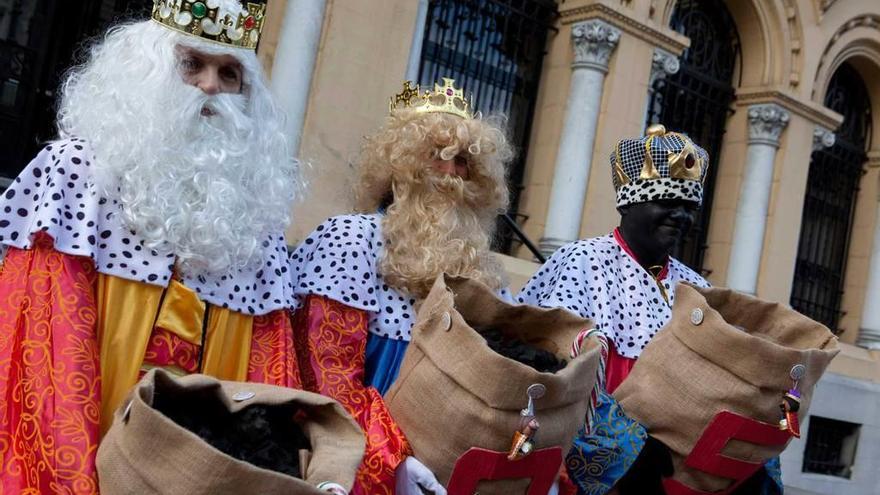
[791, 63, 872, 332]
[417, 0, 558, 254]
[0, 0, 152, 181]
[645, 0, 740, 274]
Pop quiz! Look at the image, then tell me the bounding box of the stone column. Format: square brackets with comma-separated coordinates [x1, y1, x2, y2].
[405, 0, 430, 81]
[539, 20, 620, 257]
[726, 104, 790, 294]
[643, 48, 679, 131]
[858, 156, 880, 349]
[270, 0, 327, 155]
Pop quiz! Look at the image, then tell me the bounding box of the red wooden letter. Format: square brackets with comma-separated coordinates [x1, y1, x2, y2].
[662, 411, 791, 495]
[446, 447, 562, 495]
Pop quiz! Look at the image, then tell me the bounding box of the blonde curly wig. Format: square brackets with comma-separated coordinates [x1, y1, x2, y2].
[354, 109, 514, 298]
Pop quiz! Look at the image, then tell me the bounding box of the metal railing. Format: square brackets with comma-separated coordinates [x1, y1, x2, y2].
[498, 213, 545, 263]
[646, 0, 739, 274]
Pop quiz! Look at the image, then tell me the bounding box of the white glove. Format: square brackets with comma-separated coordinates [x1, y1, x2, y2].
[395, 456, 447, 495]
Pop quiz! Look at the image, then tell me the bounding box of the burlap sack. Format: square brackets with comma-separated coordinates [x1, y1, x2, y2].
[614, 283, 839, 492]
[97, 369, 365, 495]
[385, 275, 601, 493]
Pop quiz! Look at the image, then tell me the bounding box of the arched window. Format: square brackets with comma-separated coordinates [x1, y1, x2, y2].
[645, 0, 740, 272]
[791, 63, 872, 331]
[417, 0, 558, 253]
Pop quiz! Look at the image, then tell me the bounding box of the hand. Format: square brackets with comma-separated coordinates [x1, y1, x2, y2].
[395, 456, 447, 495]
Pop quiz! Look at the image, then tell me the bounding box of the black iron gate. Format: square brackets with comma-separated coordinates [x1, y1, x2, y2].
[0, 0, 54, 179]
[417, 0, 557, 253]
[0, 0, 152, 180]
[791, 63, 871, 332]
[645, 0, 739, 273]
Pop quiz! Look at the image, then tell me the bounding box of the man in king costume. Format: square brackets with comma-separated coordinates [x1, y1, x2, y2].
[289, 78, 514, 494]
[518, 125, 782, 493]
[0, 1, 302, 492]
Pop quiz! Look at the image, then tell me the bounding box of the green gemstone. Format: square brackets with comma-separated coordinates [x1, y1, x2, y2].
[191, 2, 207, 18]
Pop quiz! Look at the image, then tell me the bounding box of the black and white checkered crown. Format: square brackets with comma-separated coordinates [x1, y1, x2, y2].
[610, 124, 709, 208]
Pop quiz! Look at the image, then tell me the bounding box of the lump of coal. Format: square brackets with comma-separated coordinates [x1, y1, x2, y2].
[479, 328, 567, 373]
[153, 390, 310, 478]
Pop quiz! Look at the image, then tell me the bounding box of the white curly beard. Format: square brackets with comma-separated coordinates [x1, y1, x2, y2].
[57, 21, 298, 276]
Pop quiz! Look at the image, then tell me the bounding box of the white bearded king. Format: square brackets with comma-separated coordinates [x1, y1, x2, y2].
[59, 0, 295, 276]
[0, 2, 317, 493]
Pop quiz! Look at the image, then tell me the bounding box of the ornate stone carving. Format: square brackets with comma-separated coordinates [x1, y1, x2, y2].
[812, 126, 836, 151]
[649, 0, 659, 19]
[781, 0, 803, 88]
[813, 14, 880, 100]
[867, 151, 880, 170]
[737, 89, 841, 131]
[649, 48, 679, 86]
[560, 3, 687, 55]
[819, 0, 838, 14]
[747, 104, 791, 147]
[571, 19, 621, 72]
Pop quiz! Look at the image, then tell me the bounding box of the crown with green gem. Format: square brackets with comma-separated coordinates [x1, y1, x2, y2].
[152, 0, 266, 50]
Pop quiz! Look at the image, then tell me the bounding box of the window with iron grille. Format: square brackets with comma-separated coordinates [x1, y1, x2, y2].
[0, 0, 153, 179]
[645, 0, 739, 274]
[802, 416, 860, 478]
[417, 0, 558, 254]
[791, 63, 872, 332]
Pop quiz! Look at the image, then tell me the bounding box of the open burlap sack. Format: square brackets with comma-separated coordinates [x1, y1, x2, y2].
[385, 275, 600, 494]
[614, 283, 839, 493]
[97, 369, 364, 495]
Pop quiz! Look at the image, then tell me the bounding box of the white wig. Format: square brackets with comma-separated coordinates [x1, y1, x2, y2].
[56, 19, 299, 276]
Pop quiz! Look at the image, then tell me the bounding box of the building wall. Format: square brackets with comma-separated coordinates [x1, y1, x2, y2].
[510, 0, 880, 339]
[264, 2, 880, 491]
[780, 371, 880, 495]
[261, 0, 420, 243]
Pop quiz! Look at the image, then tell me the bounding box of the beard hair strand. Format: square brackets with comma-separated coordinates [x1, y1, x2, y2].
[89, 82, 293, 276]
[379, 173, 503, 298]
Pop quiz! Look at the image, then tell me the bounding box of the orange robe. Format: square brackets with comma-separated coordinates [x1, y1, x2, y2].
[292, 294, 411, 495]
[0, 233, 301, 494]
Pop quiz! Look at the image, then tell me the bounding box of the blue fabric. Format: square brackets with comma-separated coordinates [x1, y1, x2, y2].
[364, 333, 409, 395]
[566, 390, 647, 495]
[564, 391, 784, 495]
[763, 456, 784, 495]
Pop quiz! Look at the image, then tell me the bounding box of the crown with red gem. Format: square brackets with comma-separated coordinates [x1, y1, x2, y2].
[390, 78, 474, 120]
[152, 0, 266, 50]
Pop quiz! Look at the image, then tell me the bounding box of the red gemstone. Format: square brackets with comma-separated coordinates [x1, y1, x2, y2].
[244, 16, 256, 30]
[446, 89, 454, 96]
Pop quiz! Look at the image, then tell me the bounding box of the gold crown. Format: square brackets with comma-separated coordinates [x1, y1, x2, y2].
[613, 124, 706, 186]
[389, 78, 474, 120]
[152, 0, 266, 50]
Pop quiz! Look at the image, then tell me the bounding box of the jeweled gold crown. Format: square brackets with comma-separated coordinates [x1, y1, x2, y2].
[389, 78, 474, 120]
[152, 0, 266, 50]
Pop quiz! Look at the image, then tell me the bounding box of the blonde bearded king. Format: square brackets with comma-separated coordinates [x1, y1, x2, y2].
[357, 105, 511, 297]
[288, 78, 514, 494]
[0, 1, 303, 492]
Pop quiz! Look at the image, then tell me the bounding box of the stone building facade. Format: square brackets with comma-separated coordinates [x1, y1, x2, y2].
[0, 0, 876, 493]
[260, 1, 880, 493]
